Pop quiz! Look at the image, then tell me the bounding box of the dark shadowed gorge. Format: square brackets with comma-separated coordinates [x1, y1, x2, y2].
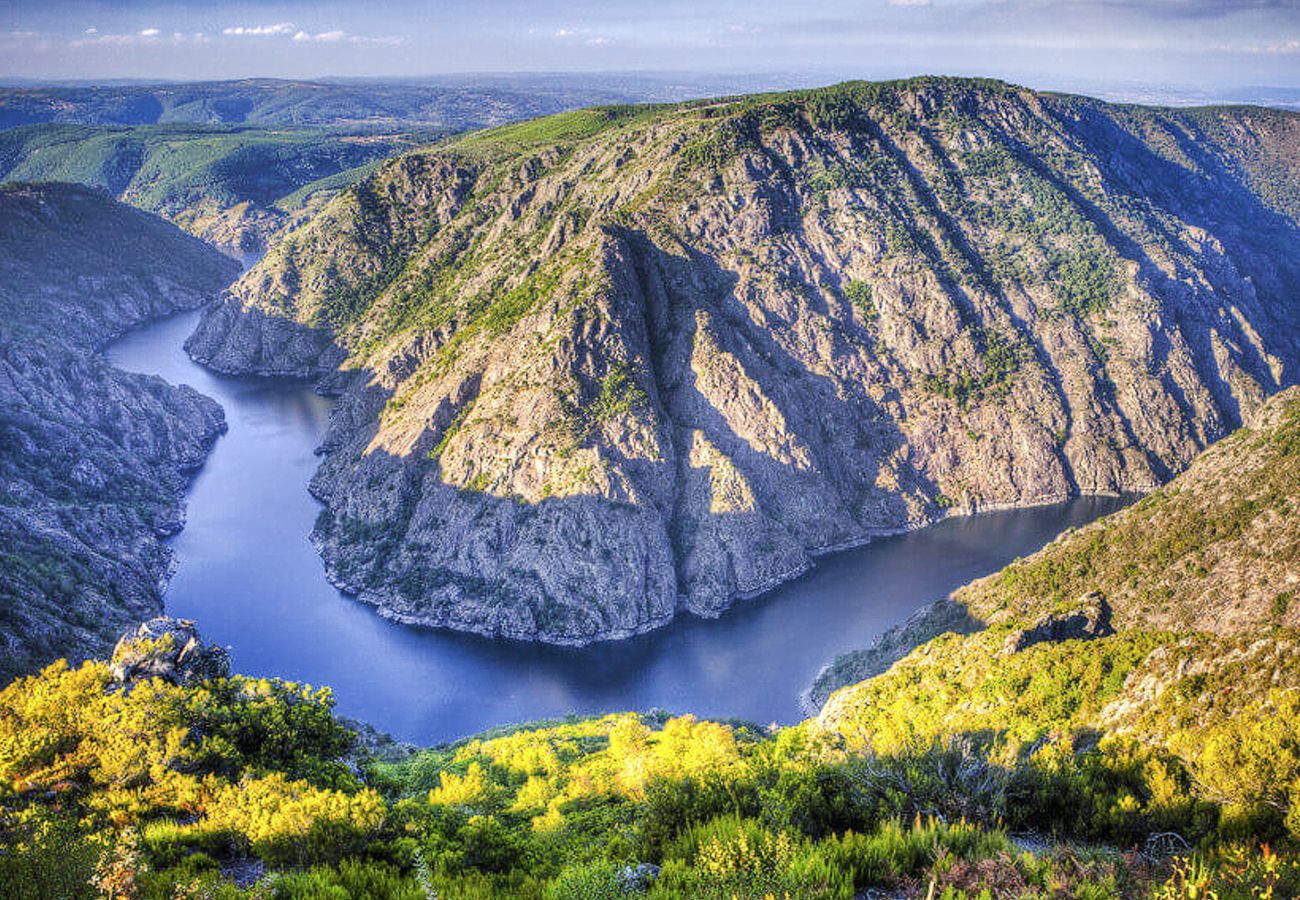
[0, 183, 238, 679]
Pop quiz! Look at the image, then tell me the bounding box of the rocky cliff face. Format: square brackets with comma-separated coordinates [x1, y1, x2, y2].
[187, 78, 1300, 645]
[0, 183, 238, 681]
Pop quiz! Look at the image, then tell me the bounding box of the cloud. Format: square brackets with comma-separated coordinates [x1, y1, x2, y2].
[553, 26, 615, 46]
[69, 29, 207, 48]
[1222, 36, 1300, 54]
[293, 29, 344, 42]
[888, 0, 933, 6]
[223, 23, 295, 37]
[290, 29, 405, 46]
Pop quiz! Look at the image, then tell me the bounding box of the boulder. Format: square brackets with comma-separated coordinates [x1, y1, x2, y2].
[110, 617, 230, 686]
[617, 863, 661, 892]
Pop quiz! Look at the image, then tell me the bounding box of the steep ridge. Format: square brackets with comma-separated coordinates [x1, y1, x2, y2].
[188, 78, 1300, 645]
[0, 183, 239, 680]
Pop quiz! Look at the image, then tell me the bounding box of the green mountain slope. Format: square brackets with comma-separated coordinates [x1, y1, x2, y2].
[0, 124, 418, 252]
[188, 77, 1300, 646]
[815, 387, 1300, 812]
[810, 384, 1300, 708]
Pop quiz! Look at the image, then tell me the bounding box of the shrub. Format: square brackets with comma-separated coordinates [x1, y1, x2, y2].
[202, 774, 385, 867]
[544, 860, 627, 900]
[657, 816, 851, 899]
[0, 814, 99, 900]
[849, 739, 1009, 827]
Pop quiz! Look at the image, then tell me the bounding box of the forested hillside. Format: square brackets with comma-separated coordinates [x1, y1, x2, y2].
[0, 125, 417, 252]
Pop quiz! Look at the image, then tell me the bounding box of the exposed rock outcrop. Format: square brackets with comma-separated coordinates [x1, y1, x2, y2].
[110, 617, 231, 687]
[187, 295, 344, 377]
[191, 78, 1300, 645]
[1002, 594, 1113, 653]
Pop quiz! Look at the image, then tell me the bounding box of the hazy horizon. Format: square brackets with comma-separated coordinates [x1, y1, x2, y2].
[2, 1, 1298, 91]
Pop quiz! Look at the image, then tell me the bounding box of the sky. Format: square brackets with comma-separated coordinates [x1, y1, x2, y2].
[1, 0, 1298, 90]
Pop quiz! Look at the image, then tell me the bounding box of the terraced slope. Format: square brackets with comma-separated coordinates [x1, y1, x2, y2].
[189, 78, 1300, 644]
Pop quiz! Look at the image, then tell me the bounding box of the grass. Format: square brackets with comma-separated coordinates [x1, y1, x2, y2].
[458, 104, 671, 149]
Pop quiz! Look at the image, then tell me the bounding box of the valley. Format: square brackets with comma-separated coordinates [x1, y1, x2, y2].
[191, 78, 1300, 647]
[112, 308, 1130, 740]
[3, 72, 1300, 899]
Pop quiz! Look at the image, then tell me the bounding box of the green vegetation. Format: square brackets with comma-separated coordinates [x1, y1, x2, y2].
[2, 654, 1296, 898]
[957, 143, 1121, 317]
[844, 280, 877, 321]
[587, 364, 650, 425]
[0, 124, 409, 213]
[0, 124, 414, 249]
[460, 105, 670, 149]
[922, 327, 1022, 407]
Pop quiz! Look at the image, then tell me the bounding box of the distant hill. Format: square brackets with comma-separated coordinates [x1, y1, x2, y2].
[0, 124, 421, 252]
[0, 73, 813, 132]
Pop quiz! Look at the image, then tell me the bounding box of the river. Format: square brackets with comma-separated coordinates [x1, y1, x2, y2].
[107, 309, 1129, 744]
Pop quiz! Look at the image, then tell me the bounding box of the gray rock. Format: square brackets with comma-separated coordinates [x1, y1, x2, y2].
[0, 183, 237, 681]
[617, 863, 660, 893]
[110, 617, 231, 687]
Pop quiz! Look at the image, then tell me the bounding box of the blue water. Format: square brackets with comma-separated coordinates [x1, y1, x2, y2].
[107, 310, 1129, 744]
